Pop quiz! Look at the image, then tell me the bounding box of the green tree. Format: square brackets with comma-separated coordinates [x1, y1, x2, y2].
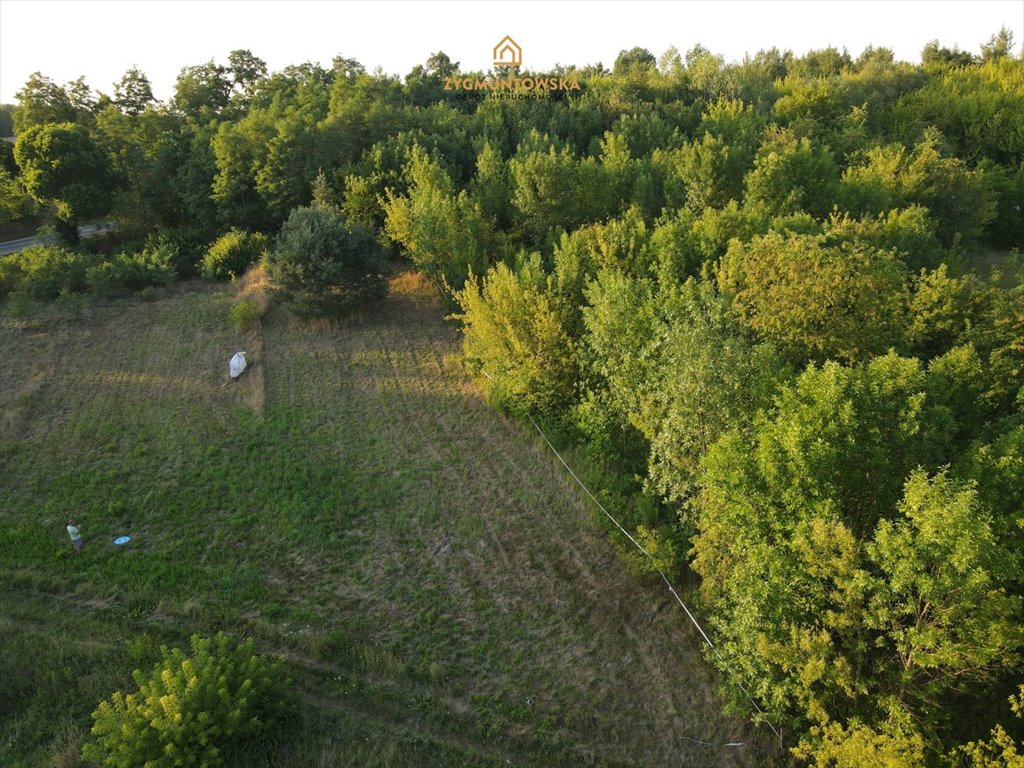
[0, 103, 14, 137]
[693, 364, 1016, 753]
[453, 255, 578, 417]
[905, 265, 991, 358]
[717, 231, 909, 363]
[211, 107, 277, 230]
[960, 417, 1024, 555]
[12, 72, 76, 133]
[509, 142, 616, 245]
[743, 125, 839, 219]
[83, 632, 291, 768]
[613, 47, 657, 75]
[470, 140, 512, 229]
[331, 54, 366, 79]
[980, 27, 1016, 62]
[0, 161, 35, 226]
[255, 84, 333, 224]
[383, 145, 491, 288]
[92, 103, 187, 233]
[173, 61, 233, 122]
[228, 49, 268, 98]
[796, 708, 927, 768]
[266, 205, 387, 312]
[838, 132, 996, 246]
[672, 133, 737, 211]
[649, 208, 705, 285]
[689, 199, 767, 262]
[583, 275, 784, 522]
[824, 206, 944, 272]
[864, 470, 1022, 715]
[921, 40, 976, 69]
[785, 46, 852, 78]
[670, 97, 763, 210]
[966, 283, 1024, 411]
[14, 122, 113, 243]
[113, 66, 155, 115]
[404, 51, 460, 105]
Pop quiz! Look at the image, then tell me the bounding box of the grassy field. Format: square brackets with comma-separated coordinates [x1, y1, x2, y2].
[0, 271, 771, 767]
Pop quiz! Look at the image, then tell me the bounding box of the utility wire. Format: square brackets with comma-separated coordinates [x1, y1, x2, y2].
[478, 370, 784, 745]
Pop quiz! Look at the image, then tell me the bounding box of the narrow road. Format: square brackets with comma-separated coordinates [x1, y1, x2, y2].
[0, 223, 116, 256]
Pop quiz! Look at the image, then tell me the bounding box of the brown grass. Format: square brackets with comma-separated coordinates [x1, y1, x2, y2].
[232, 265, 269, 414]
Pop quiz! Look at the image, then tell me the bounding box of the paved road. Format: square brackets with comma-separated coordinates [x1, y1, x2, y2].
[0, 223, 116, 256]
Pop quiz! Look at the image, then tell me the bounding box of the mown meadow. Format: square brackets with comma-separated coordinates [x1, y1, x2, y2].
[0, 273, 766, 767]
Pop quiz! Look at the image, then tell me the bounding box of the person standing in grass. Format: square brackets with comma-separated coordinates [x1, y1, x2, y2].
[67, 518, 83, 555]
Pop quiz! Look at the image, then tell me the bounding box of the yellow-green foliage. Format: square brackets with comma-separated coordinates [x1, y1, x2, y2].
[82, 632, 290, 768]
[622, 525, 679, 576]
[229, 298, 261, 331]
[0, 244, 94, 299]
[717, 231, 909, 363]
[382, 146, 490, 288]
[201, 230, 269, 282]
[453, 256, 577, 417]
[795, 709, 927, 768]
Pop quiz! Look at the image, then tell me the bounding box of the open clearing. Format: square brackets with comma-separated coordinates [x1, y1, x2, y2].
[0, 273, 766, 766]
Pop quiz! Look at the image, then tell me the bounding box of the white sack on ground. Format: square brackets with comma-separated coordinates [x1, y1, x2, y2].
[229, 351, 247, 379]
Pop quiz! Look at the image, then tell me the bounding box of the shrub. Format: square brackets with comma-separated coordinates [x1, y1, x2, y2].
[201, 230, 269, 281]
[82, 632, 291, 768]
[6, 290, 39, 318]
[148, 226, 213, 278]
[265, 205, 387, 313]
[825, 206, 945, 272]
[56, 286, 88, 317]
[229, 299, 261, 331]
[0, 244, 95, 300]
[85, 241, 177, 297]
[621, 524, 682, 576]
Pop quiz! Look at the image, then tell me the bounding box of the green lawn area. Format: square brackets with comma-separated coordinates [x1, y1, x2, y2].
[0, 272, 766, 767]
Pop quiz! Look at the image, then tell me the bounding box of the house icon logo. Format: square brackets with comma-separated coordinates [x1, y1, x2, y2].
[493, 35, 522, 68]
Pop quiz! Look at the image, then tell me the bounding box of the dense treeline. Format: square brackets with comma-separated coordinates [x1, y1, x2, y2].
[2, 29, 1022, 766]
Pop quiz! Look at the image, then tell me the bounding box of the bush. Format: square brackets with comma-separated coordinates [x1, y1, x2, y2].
[825, 206, 945, 272]
[265, 205, 387, 313]
[621, 524, 682, 576]
[201, 230, 269, 281]
[6, 290, 40, 318]
[148, 226, 213, 278]
[0, 244, 96, 300]
[82, 632, 291, 768]
[85, 241, 177, 297]
[229, 299, 261, 331]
